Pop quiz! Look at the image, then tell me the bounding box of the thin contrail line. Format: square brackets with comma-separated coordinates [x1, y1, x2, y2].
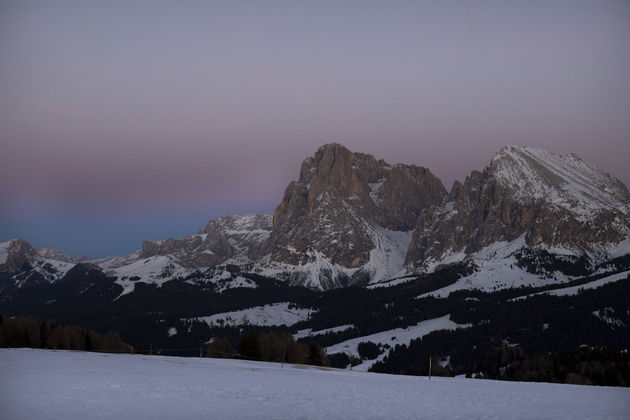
[466, 0, 474, 46]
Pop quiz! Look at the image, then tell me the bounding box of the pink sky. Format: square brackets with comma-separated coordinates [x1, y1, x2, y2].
[1, 1, 629, 256]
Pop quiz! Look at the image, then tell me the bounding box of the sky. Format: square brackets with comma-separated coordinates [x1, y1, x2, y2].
[1, 0, 629, 258]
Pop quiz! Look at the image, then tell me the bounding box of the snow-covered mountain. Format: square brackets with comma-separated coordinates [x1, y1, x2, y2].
[101, 214, 273, 296]
[140, 214, 273, 267]
[0, 239, 76, 292]
[404, 145, 630, 291]
[0, 215, 274, 297]
[262, 143, 446, 289]
[2, 144, 630, 294]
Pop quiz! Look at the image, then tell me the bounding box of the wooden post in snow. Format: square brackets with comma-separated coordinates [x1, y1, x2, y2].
[281, 340, 287, 369]
[429, 355, 432, 380]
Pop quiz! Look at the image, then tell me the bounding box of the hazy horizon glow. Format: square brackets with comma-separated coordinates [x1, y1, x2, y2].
[1, 1, 629, 257]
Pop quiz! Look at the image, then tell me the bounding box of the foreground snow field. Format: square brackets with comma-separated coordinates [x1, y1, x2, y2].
[1, 349, 628, 420]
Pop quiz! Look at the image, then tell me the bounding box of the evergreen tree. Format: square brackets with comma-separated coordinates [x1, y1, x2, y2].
[258, 332, 283, 362]
[239, 332, 261, 360]
[207, 337, 236, 358]
[306, 343, 328, 366]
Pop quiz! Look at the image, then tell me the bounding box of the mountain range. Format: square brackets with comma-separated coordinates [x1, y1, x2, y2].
[2, 143, 630, 378]
[2, 143, 630, 295]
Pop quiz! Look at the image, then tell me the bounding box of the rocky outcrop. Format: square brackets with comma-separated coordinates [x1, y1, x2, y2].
[0, 239, 79, 294]
[0, 239, 37, 273]
[140, 214, 273, 267]
[405, 145, 630, 271]
[199, 214, 272, 262]
[37, 247, 75, 263]
[266, 143, 446, 288]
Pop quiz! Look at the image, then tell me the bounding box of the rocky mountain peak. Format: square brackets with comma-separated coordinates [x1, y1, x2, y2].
[489, 145, 630, 214]
[406, 145, 630, 272]
[37, 247, 74, 263]
[198, 214, 273, 236]
[139, 214, 273, 267]
[0, 239, 77, 293]
[0, 239, 37, 272]
[266, 144, 446, 289]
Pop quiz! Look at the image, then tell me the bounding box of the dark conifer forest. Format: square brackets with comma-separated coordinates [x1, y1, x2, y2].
[1, 262, 629, 386]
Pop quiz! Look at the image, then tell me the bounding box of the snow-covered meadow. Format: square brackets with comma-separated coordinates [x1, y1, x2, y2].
[190, 302, 315, 327]
[324, 315, 471, 371]
[1, 349, 628, 419]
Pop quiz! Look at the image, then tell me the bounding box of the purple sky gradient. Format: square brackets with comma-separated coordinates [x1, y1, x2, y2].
[1, 1, 629, 257]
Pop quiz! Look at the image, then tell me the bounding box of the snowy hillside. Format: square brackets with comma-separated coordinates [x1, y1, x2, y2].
[190, 302, 316, 327]
[1, 349, 628, 420]
[325, 314, 471, 371]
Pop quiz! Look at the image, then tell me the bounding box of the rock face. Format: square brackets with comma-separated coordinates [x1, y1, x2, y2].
[140, 214, 273, 267]
[0, 239, 38, 273]
[0, 239, 77, 293]
[266, 143, 446, 288]
[36, 246, 74, 263]
[405, 145, 630, 271]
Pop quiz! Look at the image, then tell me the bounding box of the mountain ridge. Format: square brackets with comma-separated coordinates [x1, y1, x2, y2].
[2, 143, 630, 293]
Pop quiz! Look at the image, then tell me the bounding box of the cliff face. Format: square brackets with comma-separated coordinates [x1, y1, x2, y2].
[405, 145, 630, 271]
[0, 239, 77, 294]
[0, 239, 37, 273]
[266, 143, 446, 288]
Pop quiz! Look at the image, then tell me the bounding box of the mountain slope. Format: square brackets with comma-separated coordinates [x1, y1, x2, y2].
[405, 145, 630, 280]
[140, 213, 272, 267]
[0, 239, 76, 294]
[264, 143, 446, 289]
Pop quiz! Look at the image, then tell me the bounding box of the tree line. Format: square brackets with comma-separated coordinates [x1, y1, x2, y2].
[208, 330, 328, 367]
[0, 314, 131, 353]
[475, 345, 630, 387]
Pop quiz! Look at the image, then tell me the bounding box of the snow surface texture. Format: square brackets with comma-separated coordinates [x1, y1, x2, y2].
[416, 235, 573, 298]
[214, 275, 258, 293]
[256, 221, 413, 290]
[93, 252, 142, 271]
[293, 324, 355, 340]
[365, 276, 417, 289]
[110, 255, 190, 298]
[192, 302, 315, 327]
[1, 349, 628, 420]
[0, 240, 77, 285]
[325, 315, 471, 371]
[491, 145, 629, 218]
[511, 270, 630, 301]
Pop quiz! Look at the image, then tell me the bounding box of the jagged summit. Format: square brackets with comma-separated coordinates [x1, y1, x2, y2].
[140, 213, 273, 267]
[265, 143, 446, 289]
[0, 239, 76, 293]
[0, 239, 36, 270]
[405, 145, 630, 274]
[37, 246, 75, 263]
